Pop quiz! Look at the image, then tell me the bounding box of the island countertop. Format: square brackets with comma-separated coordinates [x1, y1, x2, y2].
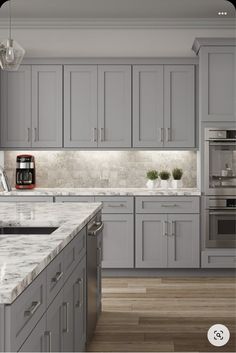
[0, 202, 102, 305]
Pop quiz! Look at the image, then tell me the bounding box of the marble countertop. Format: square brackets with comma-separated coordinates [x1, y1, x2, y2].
[0, 187, 201, 196]
[0, 202, 102, 305]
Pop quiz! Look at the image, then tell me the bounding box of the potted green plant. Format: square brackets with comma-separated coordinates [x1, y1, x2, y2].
[146, 170, 158, 189]
[172, 168, 183, 188]
[159, 170, 170, 189]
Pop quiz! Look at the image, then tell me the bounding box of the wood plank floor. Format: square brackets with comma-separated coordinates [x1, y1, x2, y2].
[87, 277, 236, 352]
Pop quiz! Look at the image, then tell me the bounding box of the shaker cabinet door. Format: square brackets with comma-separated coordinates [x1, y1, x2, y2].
[62, 256, 86, 353]
[0, 65, 32, 148]
[167, 214, 200, 268]
[46, 290, 63, 352]
[164, 65, 195, 148]
[135, 214, 168, 268]
[102, 214, 134, 268]
[18, 314, 46, 352]
[133, 65, 164, 148]
[98, 65, 131, 148]
[64, 65, 98, 148]
[200, 47, 235, 122]
[32, 65, 63, 148]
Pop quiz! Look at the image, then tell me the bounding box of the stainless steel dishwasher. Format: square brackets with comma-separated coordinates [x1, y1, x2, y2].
[87, 214, 103, 344]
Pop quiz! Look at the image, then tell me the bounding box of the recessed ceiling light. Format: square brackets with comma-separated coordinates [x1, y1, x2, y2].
[218, 11, 228, 16]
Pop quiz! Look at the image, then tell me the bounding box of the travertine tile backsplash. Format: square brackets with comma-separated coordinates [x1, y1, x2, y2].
[4, 151, 197, 188]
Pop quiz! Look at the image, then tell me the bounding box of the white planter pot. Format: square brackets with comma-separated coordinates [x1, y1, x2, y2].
[172, 180, 183, 189]
[146, 179, 158, 189]
[160, 180, 169, 189]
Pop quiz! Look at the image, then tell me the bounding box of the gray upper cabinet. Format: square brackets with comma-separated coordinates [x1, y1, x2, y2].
[0, 65, 63, 148]
[133, 64, 195, 148]
[164, 65, 195, 148]
[192, 38, 236, 123]
[32, 65, 63, 148]
[0, 65, 32, 148]
[200, 46, 235, 122]
[133, 65, 164, 148]
[98, 65, 132, 148]
[64, 65, 98, 148]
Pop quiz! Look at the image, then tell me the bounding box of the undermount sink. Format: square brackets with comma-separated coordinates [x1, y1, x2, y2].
[0, 226, 58, 235]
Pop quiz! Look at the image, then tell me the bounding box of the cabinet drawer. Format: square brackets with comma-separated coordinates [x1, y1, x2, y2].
[95, 196, 133, 213]
[64, 227, 87, 280]
[55, 196, 95, 203]
[8, 270, 46, 352]
[135, 196, 199, 214]
[46, 251, 64, 306]
[0, 196, 53, 202]
[201, 250, 236, 268]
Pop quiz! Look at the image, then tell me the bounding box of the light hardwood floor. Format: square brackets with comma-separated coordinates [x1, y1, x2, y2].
[88, 277, 236, 352]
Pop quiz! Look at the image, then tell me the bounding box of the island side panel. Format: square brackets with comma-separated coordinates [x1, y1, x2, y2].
[0, 305, 5, 352]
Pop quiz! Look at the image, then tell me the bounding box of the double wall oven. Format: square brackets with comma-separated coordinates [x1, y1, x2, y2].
[204, 128, 236, 249]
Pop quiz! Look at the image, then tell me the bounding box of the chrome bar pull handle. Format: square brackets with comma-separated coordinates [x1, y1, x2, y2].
[27, 128, 31, 142]
[172, 221, 176, 237]
[163, 221, 168, 236]
[44, 331, 52, 352]
[34, 127, 37, 142]
[76, 278, 82, 308]
[166, 128, 171, 142]
[159, 128, 164, 142]
[63, 302, 69, 333]
[51, 271, 63, 284]
[93, 127, 97, 142]
[24, 301, 41, 317]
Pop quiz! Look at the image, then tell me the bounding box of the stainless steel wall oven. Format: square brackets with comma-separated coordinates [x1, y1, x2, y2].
[204, 196, 236, 248]
[204, 128, 236, 196]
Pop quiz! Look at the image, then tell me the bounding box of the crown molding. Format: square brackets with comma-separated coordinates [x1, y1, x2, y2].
[0, 17, 235, 29]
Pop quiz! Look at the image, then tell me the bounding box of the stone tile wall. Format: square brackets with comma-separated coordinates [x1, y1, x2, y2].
[4, 151, 197, 188]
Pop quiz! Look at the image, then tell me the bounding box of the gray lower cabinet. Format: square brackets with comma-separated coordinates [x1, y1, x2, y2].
[19, 315, 46, 352]
[0, 65, 32, 148]
[167, 214, 199, 268]
[1, 227, 88, 353]
[101, 213, 134, 268]
[136, 213, 200, 268]
[98, 65, 132, 148]
[62, 256, 86, 352]
[136, 214, 167, 268]
[133, 64, 195, 148]
[0, 196, 54, 202]
[64, 66, 98, 148]
[201, 249, 236, 268]
[32, 65, 63, 148]
[199, 46, 235, 122]
[46, 289, 63, 352]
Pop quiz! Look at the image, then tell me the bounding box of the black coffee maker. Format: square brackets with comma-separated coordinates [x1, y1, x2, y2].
[15, 155, 36, 189]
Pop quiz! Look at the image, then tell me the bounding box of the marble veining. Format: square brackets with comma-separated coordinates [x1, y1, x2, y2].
[0, 187, 201, 196]
[0, 202, 102, 304]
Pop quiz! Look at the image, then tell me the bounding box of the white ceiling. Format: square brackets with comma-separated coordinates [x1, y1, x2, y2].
[0, 0, 235, 19]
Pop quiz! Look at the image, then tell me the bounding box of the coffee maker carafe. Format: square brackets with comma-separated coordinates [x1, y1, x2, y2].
[16, 155, 36, 189]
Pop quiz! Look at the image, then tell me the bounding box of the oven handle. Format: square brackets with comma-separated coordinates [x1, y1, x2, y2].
[209, 211, 236, 215]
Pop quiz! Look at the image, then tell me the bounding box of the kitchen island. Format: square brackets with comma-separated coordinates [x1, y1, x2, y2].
[0, 202, 102, 352]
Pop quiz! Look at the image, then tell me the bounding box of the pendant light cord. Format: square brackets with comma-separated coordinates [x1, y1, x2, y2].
[9, 0, 11, 40]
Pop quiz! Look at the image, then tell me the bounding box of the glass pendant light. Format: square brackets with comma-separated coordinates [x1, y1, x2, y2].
[0, 0, 25, 71]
